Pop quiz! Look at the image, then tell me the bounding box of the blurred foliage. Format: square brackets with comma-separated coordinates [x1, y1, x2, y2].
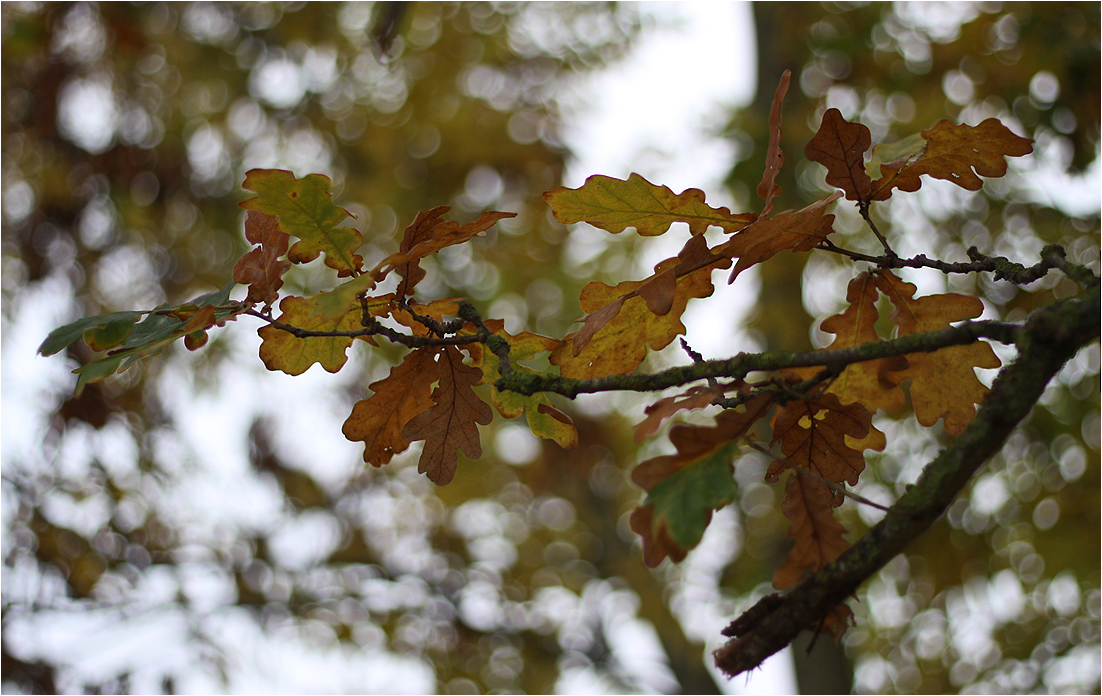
[1, 2, 1098, 695]
[723, 3, 1100, 694]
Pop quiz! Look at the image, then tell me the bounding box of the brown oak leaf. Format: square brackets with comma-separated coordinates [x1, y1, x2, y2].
[342, 347, 440, 466]
[805, 108, 874, 203]
[767, 392, 871, 487]
[772, 470, 850, 590]
[870, 118, 1033, 199]
[757, 70, 791, 217]
[874, 270, 1001, 435]
[232, 210, 292, 307]
[633, 382, 733, 443]
[720, 191, 841, 282]
[370, 207, 516, 293]
[401, 345, 494, 485]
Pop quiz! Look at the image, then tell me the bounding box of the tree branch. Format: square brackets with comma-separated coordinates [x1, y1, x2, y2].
[713, 281, 1100, 678]
[814, 243, 1091, 286]
[496, 319, 1021, 398]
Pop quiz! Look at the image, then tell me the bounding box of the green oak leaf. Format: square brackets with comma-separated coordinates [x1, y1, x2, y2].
[644, 441, 740, 551]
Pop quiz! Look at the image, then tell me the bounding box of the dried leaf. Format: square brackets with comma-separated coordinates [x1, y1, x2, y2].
[875, 271, 1001, 435]
[233, 210, 292, 307]
[401, 345, 494, 485]
[757, 70, 791, 216]
[239, 169, 365, 278]
[870, 119, 1033, 199]
[805, 108, 874, 203]
[634, 383, 730, 443]
[342, 347, 440, 466]
[371, 207, 516, 293]
[772, 471, 850, 589]
[720, 192, 841, 282]
[767, 392, 871, 487]
[544, 172, 755, 237]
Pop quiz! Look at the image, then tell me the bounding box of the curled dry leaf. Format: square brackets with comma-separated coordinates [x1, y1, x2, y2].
[372, 207, 516, 294]
[757, 70, 791, 216]
[233, 210, 292, 307]
[720, 191, 842, 282]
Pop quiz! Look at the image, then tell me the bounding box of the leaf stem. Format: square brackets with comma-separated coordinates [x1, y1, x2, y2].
[858, 201, 896, 257]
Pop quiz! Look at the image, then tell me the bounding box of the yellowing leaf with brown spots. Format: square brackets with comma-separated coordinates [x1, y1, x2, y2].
[875, 270, 1001, 435]
[544, 172, 755, 237]
[239, 169, 365, 278]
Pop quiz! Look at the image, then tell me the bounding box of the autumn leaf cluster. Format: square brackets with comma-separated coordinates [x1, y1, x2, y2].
[40, 70, 1047, 670]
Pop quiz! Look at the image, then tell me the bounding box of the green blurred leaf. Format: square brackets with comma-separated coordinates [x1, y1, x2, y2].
[38, 311, 144, 357]
[645, 441, 740, 551]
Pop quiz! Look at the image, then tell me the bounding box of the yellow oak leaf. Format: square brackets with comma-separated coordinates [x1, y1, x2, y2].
[551, 262, 716, 380]
[470, 320, 577, 449]
[258, 276, 383, 376]
[543, 172, 755, 237]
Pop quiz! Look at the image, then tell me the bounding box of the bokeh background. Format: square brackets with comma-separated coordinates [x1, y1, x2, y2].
[2, 2, 1099, 694]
